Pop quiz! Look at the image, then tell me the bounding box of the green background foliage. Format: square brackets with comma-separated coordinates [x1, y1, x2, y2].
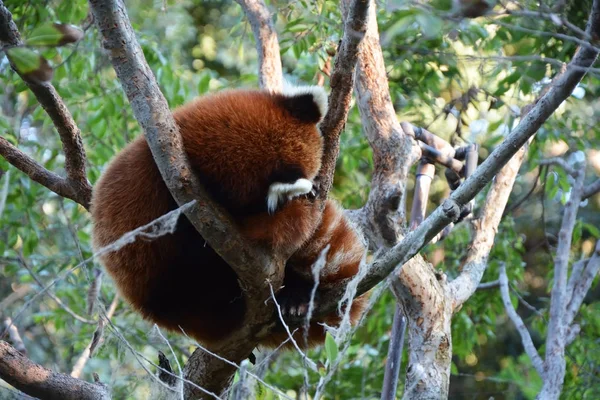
[1, 0, 599, 398]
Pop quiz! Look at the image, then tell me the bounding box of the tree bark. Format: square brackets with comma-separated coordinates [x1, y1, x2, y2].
[0, 341, 109, 400]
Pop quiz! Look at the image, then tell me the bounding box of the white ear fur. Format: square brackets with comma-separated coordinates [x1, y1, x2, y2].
[267, 178, 313, 214]
[281, 84, 329, 121]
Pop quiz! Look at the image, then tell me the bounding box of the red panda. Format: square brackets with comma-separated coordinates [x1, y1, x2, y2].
[91, 87, 367, 348]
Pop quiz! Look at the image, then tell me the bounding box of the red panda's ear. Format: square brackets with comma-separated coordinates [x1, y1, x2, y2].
[278, 86, 328, 124]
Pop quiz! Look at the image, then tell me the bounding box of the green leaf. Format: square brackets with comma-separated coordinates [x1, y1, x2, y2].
[26, 23, 84, 47]
[324, 332, 338, 364]
[6, 47, 54, 83]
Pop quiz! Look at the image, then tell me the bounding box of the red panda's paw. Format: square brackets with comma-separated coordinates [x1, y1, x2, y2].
[267, 178, 315, 214]
[274, 282, 319, 320]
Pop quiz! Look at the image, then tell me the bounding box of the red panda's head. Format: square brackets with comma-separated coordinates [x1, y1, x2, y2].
[174, 86, 327, 216]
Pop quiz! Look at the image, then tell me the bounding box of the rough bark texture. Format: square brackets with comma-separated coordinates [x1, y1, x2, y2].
[0, 1, 92, 209]
[87, 0, 283, 396]
[235, 0, 283, 92]
[316, 0, 369, 200]
[393, 258, 453, 399]
[0, 341, 110, 400]
[87, 0, 277, 301]
[349, 0, 419, 248]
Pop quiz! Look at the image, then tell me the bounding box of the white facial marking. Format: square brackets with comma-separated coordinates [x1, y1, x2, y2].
[267, 178, 313, 214]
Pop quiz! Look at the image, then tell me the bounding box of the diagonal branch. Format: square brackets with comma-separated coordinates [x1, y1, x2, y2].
[0, 341, 109, 400]
[235, 0, 283, 92]
[316, 0, 369, 200]
[0, 2, 91, 209]
[498, 264, 545, 377]
[0, 136, 89, 207]
[448, 137, 531, 310]
[565, 241, 600, 326]
[310, 0, 600, 317]
[545, 161, 586, 366]
[87, 0, 275, 299]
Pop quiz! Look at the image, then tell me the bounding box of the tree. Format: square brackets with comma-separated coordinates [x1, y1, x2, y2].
[1, 0, 600, 399]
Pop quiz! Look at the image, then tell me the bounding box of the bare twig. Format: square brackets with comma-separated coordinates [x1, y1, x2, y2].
[70, 295, 119, 379]
[539, 157, 576, 176]
[2, 318, 26, 355]
[0, 169, 8, 218]
[267, 282, 317, 371]
[544, 162, 586, 367]
[498, 264, 544, 376]
[0, 137, 89, 208]
[0, 2, 91, 209]
[582, 178, 600, 200]
[17, 255, 95, 325]
[235, 0, 283, 91]
[477, 280, 500, 290]
[0, 341, 110, 400]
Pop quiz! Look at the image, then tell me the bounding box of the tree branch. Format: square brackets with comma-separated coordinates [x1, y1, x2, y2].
[316, 0, 369, 200]
[311, 0, 600, 317]
[448, 137, 530, 309]
[564, 238, 600, 326]
[498, 264, 545, 377]
[0, 1, 91, 209]
[87, 0, 283, 396]
[545, 161, 586, 361]
[87, 0, 274, 301]
[349, 0, 418, 247]
[0, 136, 89, 207]
[582, 177, 600, 200]
[235, 0, 283, 92]
[0, 341, 109, 400]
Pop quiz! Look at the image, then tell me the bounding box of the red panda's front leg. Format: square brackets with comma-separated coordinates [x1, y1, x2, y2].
[259, 200, 369, 348]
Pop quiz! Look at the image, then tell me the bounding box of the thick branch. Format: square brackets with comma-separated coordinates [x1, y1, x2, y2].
[0, 341, 109, 400]
[316, 0, 369, 199]
[235, 0, 283, 91]
[87, 1, 281, 396]
[350, 0, 418, 247]
[0, 2, 91, 208]
[0, 136, 89, 207]
[87, 0, 274, 298]
[498, 265, 545, 377]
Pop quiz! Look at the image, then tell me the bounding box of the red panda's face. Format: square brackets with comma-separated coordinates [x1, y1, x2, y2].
[174, 86, 327, 216]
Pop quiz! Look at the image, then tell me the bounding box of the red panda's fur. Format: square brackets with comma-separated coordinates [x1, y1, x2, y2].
[91, 88, 367, 348]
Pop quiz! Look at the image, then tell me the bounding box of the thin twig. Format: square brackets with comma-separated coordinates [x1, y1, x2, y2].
[0, 2, 91, 208]
[498, 264, 544, 376]
[0, 137, 88, 208]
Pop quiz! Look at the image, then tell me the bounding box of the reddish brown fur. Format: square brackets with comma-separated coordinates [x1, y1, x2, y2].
[91, 89, 366, 348]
